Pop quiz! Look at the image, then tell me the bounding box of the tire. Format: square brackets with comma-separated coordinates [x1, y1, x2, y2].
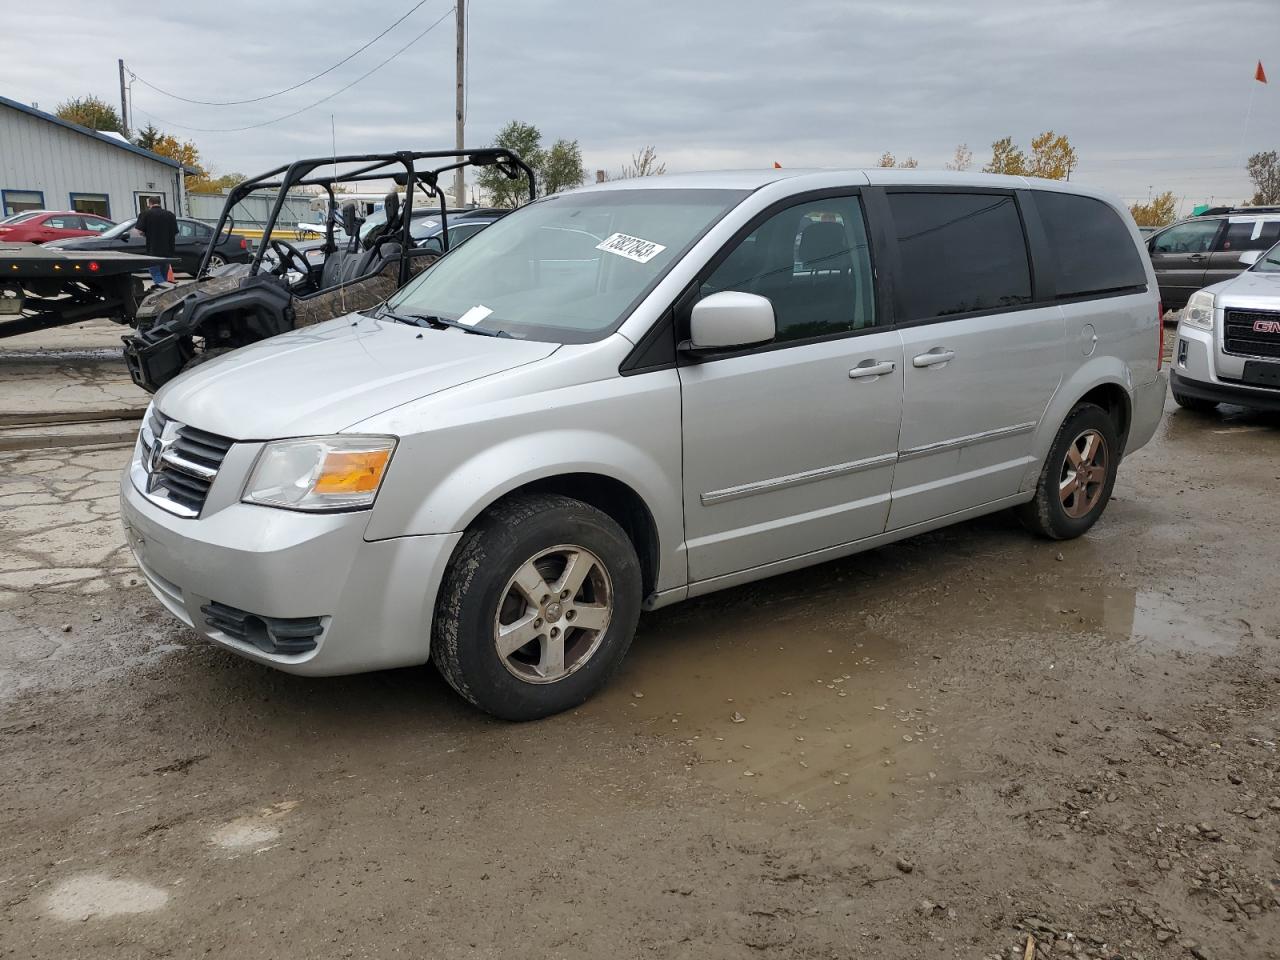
[1016, 403, 1120, 540]
[432, 493, 643, 721]
[1172, 389, 1218, 413]
[208, 254, 227, 268]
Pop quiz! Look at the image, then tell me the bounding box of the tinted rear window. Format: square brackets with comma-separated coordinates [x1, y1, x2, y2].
[1036, 191, 1147, 297]
[888, 192, 1032, 320]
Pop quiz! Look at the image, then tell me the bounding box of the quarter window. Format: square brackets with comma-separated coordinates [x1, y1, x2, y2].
[700, 196, 876, 342]
[888, 192, 1032, 320]
[1035, 191, 1147, 297]
[1151, 219, 1219, 254]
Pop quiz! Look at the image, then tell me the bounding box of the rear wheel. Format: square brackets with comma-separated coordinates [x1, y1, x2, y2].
[433, 494, 642, 721]
[1017, 403, 1120, 540]
[1172, 389, 1218, 413]
[207, 253, 227, 269]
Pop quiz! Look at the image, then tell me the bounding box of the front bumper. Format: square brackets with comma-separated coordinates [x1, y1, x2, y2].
[1170, 369, 1280, 411]
[120, 471, 461, 676]
[1172, 323, 1280, 411]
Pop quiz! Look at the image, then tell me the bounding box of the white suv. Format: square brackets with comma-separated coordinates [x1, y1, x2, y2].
[1171, 241, 1280, 411]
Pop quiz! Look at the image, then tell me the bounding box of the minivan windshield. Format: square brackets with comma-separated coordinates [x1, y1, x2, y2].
[385, 188, 747, 342]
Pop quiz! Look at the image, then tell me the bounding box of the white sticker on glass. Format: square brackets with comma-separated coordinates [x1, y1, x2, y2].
[456, 305, 493, 326]
[595, 232, 667, 264]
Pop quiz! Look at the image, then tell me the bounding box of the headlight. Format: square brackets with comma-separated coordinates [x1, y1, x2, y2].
[1183, 291, 1215, 331]
[242, 436, 396, 511]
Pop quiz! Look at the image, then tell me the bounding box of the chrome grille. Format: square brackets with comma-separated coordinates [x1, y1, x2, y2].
[1224, 308, 1280, 359]
[135, 409, 234, 518]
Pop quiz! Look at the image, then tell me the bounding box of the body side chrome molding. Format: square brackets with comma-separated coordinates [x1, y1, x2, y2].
[897, 421, 1037, 462]
[701, 452, 898, 506]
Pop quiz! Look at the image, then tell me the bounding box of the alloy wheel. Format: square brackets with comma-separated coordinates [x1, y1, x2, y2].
[1059, 428, 1109, 519]
[493, 545, 613, 684]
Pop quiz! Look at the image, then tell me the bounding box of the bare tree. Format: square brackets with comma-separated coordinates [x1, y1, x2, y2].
[877, 151, 917, 169]
[606, 145, 667, 181]
[945, 143, 973, 172]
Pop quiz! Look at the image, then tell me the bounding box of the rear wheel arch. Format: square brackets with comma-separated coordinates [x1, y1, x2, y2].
[1076, 381, 1132, 452]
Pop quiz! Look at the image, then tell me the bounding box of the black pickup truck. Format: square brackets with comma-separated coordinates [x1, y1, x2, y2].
[0, 244, 172, 339]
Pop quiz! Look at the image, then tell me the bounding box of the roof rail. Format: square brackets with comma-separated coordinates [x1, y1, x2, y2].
[1195, 204, 1280, 217]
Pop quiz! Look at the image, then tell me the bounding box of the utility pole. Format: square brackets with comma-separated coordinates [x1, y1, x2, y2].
[118, 59, 130, 137]
[453, 0, 466, 209]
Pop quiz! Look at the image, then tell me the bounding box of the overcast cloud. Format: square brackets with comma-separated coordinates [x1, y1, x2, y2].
[7, 0, 1279, 211]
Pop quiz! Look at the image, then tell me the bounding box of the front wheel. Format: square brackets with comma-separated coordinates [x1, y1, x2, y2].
[1017, 403, 1120, 540]
[432, 494, 643, 721]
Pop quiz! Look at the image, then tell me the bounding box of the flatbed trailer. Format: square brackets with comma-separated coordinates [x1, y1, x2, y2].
[0, 244, 171, 339]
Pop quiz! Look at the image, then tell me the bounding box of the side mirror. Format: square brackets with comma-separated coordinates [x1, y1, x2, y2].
[1239, 250, 1262, 267]
[685, 291, 776, 353]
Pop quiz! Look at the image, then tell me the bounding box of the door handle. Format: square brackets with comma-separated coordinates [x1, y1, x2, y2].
[848, 360, 896, 379]
[912, 349, 956, 368]
[1188, 253, 1207, 261]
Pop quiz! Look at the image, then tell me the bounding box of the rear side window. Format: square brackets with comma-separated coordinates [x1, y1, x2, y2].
[887, 192, 1032, 320]
[1035, 191, 1147, 297]
[1217, 219, 1280, 252]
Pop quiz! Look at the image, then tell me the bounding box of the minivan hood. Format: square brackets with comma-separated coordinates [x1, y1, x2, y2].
[155, 315, 559, 439]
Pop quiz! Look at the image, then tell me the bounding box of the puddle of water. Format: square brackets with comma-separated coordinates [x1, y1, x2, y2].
[1019, 586, 1237, 655]
[585, 597, 942, 813]
[43, 873, 168, 921]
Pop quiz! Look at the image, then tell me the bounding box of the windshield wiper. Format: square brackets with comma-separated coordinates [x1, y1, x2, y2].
[377, 305, 508, 337]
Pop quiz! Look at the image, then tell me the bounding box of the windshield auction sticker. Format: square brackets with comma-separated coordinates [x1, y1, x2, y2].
[596, 233, 667, 264]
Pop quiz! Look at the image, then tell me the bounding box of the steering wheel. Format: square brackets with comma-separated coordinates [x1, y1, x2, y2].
[266, 238, 311, 279]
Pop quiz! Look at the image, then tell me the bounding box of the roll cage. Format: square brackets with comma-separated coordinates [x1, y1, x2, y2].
[198, 148, 537, 281]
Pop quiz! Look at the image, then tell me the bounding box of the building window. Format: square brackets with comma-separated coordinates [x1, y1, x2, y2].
[2, 189, 45, 216]
[134, 191, 166, 215]
[70, 193, 111, 218]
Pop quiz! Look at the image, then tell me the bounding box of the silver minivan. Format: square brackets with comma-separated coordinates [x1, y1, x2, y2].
[120, 170, 1167, 720]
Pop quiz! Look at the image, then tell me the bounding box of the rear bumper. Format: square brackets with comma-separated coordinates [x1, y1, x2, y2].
[1125, 371, 1167, 455]
[1170, 369, 1280, 411]
[120, 470, 461, 676]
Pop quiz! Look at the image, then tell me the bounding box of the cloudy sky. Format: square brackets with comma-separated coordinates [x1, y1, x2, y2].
[9, 0, 1279, 212]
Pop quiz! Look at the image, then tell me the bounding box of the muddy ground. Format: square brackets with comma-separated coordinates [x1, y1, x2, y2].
[1, 345, 1279, 959]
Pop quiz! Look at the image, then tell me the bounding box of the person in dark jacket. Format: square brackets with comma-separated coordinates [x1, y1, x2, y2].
[136, 198, 178, 285]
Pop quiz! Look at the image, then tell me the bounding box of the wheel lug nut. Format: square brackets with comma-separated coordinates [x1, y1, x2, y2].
[566, 610, 576, 621]
[550, 627, 560, 637]
[560, 590, 570, 600]
[541, 595, 550, 604]
[534, 618, 543, 628]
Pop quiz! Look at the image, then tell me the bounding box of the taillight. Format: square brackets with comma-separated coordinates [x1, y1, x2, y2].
[239, 238, 247, 250]
[1156, 301, 1164, 370]
[88, 261, 100, 273]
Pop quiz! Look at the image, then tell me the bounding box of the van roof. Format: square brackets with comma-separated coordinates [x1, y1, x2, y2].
[573, 168, 1120, 205]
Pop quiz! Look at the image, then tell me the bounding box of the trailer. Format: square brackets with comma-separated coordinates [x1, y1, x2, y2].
[0, 244, 171, 339]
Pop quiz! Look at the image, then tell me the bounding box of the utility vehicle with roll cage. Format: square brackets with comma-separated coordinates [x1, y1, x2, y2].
[121, 148, 535, 393]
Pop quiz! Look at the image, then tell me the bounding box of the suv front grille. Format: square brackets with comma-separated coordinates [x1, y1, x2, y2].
[136, 409, 235, 518]
[1224, 309, 1280, 359]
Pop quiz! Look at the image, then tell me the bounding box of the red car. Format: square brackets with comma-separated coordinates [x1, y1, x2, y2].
[0, 210, 116, 244]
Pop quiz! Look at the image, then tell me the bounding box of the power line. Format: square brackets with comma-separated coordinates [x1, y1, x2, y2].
[129, 0, 435, 106]
[133, 7, 454, 133]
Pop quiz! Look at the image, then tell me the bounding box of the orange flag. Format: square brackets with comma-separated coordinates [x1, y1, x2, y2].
[1257, 60, 1268, 84]
[772, 161, 782, 169]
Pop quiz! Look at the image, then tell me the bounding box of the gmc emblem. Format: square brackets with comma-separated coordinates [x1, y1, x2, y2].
[1254, 319, 1280, 334]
